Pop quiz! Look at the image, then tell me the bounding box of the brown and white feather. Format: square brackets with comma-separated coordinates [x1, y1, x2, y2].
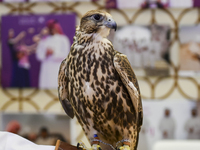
[58, 10, 143, 150]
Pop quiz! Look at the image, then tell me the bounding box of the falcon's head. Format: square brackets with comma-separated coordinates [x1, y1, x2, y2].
[79, 10, 117, 38]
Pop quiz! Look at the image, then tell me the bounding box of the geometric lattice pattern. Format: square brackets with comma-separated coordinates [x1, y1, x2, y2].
[0, 1, 200, 112]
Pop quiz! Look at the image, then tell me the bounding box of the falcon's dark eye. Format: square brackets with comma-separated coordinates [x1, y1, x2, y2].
[93, 14, 101, 21]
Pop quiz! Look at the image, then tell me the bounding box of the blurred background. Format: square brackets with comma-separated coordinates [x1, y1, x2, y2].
[0, 0, 200, 150]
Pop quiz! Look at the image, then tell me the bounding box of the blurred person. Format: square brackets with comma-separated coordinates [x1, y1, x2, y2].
[7, 29, 31, 87]
[159, 108, 176, 139]
[149, 25, 162, 67]
[17, 43, 37, 69]
[35, 127, 56, 145]
[105, 0, 117, 8]
[23, 133, 37, 143]
[6, 120, 21, 134]
[142, 0, 169, 8]
[36, 19, 70, 89]
[156, 0, 169, 8]
[141, 1, 150, 8]
[148, 25, 170, 69]
[184, 108, 200, 139]
[112, 25, 151, 68]
[17, 45, 31, 69]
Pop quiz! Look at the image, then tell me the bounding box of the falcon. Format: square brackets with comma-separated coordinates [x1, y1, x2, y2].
[58, 10, 143, 150]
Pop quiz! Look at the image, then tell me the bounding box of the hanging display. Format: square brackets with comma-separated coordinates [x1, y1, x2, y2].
[109, 24, 171, 76]
[1, 13, 76, 88]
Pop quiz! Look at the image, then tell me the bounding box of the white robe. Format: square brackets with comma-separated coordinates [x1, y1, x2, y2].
[36, 34, 70, 89]
[184, 117, 200, 139]
[159, 117, 176, 139]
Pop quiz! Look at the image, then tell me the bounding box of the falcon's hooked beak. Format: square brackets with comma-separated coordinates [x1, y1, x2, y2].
[103, 17, 117, 31]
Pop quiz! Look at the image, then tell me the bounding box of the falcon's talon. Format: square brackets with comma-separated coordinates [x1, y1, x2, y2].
[77, 141, 87, 150]
[117, 145, 130, 150]
[76, 141, 102, 150]
[77, 143, 80, 149]
[91, 144, 102, 150]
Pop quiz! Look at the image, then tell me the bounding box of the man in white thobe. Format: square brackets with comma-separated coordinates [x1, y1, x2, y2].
[36, 20, 70, 89]
[159, 108, 176, 139]
[184, 108, 200, 139]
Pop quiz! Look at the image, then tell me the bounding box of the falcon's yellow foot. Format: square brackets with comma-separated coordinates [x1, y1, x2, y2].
[77, 141, 102, 150]
[91, 144, 102, 150]
[77, 141, 87, 150]
[117, 145, 130, 150]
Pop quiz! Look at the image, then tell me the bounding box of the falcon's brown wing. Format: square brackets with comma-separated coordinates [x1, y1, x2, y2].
[113, 52, 143, 129]
[58, 59, 74, 118]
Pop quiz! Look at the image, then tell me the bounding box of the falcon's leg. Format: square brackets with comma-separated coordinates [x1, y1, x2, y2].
[76, 134, 102, 150]
[77, 141, 87, 149]
[91, 134, 102, 150]
[117, 141, 131, 150]
[117, 145, 130, 150]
